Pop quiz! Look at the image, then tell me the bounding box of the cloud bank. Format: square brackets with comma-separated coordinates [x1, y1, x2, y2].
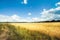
[0, 2, 60, 22]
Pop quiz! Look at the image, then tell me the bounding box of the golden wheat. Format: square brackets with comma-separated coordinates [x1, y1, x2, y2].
[10, 22, 60, 38]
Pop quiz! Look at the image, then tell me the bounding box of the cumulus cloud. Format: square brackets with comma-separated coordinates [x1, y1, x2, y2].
[0, 14, 38, 22]
[28, 12, 32, 16]
[0, 14, 33, 22]
[32, 17, 39, 22]
[21, 0, 27, 4]
[55, 2, 60, 6]
[39, 3, 60, 21]
[0, 2, 60, 22]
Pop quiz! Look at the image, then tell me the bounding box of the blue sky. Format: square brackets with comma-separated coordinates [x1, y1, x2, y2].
[0, 0, 60, 22]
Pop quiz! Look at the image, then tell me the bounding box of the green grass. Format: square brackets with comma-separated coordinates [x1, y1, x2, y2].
[0, 23, 60, 40]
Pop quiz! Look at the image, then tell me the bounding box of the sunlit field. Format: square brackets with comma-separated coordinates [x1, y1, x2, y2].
[0, 22, 60, 40]
[11, 22, 60, 38]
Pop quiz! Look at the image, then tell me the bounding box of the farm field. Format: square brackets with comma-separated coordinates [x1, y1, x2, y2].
[0, 22, 60, 40]
[10, 22, 60, 38]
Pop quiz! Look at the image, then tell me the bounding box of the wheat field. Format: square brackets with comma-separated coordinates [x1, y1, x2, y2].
[10, 22, 60, 38]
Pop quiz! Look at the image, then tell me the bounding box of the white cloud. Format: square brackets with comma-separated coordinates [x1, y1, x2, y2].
[39, 4, 60, 21]
[0, 5, 60, 22]
[55, 2, 60, 6]
[28, 12, 32, 16]
[0, 2, 60, 22]
[0, 14, 32, 22]
[0, 14, 21, 22]
[21, 0, 27, 4]
[32, 17, 39, 22]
